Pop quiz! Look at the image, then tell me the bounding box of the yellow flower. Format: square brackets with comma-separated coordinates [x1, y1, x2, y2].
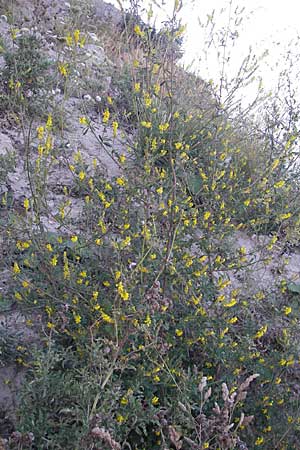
[117, 281, 129, 300]
[74, 313, 81, 324]
[228, 316, 238, 324]
[134, 24, 145, 37]
[101, 311, 114, 324]
[116, 414, 125, 423]
[71, 235, 78, 243]
[223, 298, 237, 308]
[254, 325, 268, 339]
[203, 211, 211, 221]
[116, 177, 125, 186]
[175, 142, 183, 150]
[120, 397, 128, 405]
[278, 212, 291, 221]
[141, 121, 152, 128]
[175, 329, 183, 337]
[144, 314, 151, 326]
[151, 396, 159, 406]
[255, 437, 264, 446]
[274, 180, 285, 188]
[159, 122, 169, 132]
[79, 116, 88, 125]
[283, 306, 292, 315]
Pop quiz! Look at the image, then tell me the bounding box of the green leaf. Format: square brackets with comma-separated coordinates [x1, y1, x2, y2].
[187, 175, 202, 196]
[287, 282, 300, 294]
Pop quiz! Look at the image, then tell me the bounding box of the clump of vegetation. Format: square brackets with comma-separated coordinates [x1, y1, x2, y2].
[1, 1, 300, 449]
[0, 32, 50, 117]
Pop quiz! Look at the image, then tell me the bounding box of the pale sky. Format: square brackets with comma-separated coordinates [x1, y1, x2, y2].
[109, 0, 300, 104]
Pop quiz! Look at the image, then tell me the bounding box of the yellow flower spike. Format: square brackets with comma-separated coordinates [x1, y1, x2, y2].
[50, 255, 58, 266]
[13, 262, 21, 274]
[115, 271, 121, 281]
[134, 82, 140, 92]
[79, 171, 85, 181]
[112, 121, 118, 137]
[153, 83, 160, 95]
[73, 29, 80, 44]
[102, 109, 110, 123]
[37, 126, 44, 140]
[79, 36, 86, 48]
[46, 114, 53, 130]
[152, 63, 159, 74]
[203, 211, 211, 221]
[66, 34, 73, 46]
[58, 62, 68, 77]
[271, 159, 280, 171]
[23, 198, 30, 212]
